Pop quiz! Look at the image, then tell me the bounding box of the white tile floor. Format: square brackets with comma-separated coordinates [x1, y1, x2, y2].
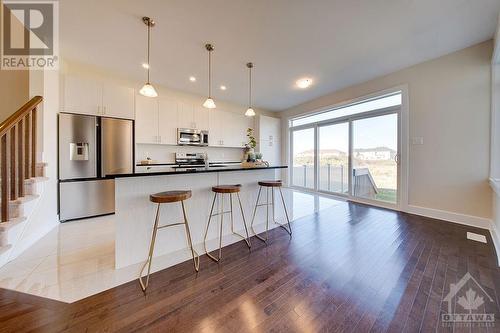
[0, 190, 342, 303]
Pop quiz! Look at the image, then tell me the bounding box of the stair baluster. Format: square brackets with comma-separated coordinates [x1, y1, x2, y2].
[0, 96, 43, 222]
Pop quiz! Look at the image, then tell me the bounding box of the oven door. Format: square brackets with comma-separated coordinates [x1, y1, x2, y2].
[178, 128, 202, 145]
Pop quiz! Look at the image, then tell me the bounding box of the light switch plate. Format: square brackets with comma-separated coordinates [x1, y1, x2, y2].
[412, 137, 424, 145]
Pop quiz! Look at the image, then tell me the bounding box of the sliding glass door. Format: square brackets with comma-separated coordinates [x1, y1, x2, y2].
[291, 128, 315, 189]
[318, 122, 349, 194]
[352, 113, 398, 204]
[289, 91, 402, 209]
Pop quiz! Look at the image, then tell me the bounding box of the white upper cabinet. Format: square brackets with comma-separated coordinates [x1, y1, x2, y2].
[102, 84, 135, 119]
[177, 101, 194, 129]
[62, 75, 101, 115]
[209, 110, 253, 148]
[158, 98, 178, 145]
[258, 115, 281, 142]
[194, 105, 209, 130]
[62, 74, 135, 119]
[208, 109, 225, 146]
[177, 102, 209, 130]
[257, 115, 281, 164]
[229, 112, 253, 148]
[135, 94, 159, 144]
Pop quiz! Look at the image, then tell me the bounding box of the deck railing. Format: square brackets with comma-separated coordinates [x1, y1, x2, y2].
[0, 96, 42, 222]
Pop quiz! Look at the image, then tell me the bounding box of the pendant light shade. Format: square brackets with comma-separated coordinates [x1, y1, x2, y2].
[245, 108, 256, 117]
[203, 97, 216, 109]
[140, 17, 158, 98]
[245, 62, 255, 117]
[203, 44, 216, 109]
[139, 83, 158, 97]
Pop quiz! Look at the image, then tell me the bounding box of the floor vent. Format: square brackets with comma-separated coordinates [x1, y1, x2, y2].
[466, 232, 487, 243]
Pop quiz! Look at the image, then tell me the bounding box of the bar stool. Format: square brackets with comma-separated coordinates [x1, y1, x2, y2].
[139, 190, 200, 292]
[250, 180, 292, 243]
[204, 184, 251, 262]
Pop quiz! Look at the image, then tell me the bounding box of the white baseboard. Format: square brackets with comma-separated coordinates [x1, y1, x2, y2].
[406, 205, 492, 230]
[491, 222, 500, 266]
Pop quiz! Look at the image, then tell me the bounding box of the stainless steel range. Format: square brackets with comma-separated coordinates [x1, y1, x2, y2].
[174, 152, 208, 169]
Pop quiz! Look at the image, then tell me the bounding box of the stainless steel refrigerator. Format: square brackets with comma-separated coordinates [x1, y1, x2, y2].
[58, 113, 133, 222]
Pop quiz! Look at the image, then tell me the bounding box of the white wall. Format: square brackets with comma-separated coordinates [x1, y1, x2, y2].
[61, 59, 279, 164]
[281, 41, 493, 222]
[136, 144, 244, 164]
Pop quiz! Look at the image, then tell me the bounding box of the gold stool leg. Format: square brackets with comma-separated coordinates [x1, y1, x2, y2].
[237, 192, 251, 248]
[277, 187, 292, 236]
[181, 200, 200, 272]
[204, 193, 221, 262]
[265, 187, 270, 241]
[139, 203, 161, 292]
[230, 193, 251, 248]
[251, 186, 268, 243]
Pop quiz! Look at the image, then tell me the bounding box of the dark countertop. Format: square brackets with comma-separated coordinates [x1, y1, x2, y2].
[107, 165, 288, 179]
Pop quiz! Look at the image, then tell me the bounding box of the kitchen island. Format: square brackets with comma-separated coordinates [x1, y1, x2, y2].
[110, 166, 289, 269]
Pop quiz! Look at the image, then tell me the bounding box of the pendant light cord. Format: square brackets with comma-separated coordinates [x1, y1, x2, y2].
[249, 66, 252, 108]
[147, 23, 151, 83]
[208, 49, 212, 98]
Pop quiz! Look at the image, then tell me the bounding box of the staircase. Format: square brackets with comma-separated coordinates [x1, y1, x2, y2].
[0, 97, 48, 263]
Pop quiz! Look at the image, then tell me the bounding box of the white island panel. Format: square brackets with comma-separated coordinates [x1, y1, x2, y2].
[115, 168, 287, 269]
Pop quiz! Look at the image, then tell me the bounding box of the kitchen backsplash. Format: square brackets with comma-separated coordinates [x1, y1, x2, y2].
[136, 144, 244, 164]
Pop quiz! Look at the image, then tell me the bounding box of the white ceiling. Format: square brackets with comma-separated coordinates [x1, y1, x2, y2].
[60, 0, 500, 111]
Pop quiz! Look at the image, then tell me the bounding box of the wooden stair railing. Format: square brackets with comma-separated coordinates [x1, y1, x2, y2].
[0, 96, 42, 222]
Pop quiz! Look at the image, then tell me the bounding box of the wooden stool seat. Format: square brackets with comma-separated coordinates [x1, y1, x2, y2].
[212, 184, 241, 194]
[150, 190, 192, 203]
[258, 180, 283, 187]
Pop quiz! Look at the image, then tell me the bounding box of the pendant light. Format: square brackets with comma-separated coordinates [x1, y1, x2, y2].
[245, 62, 256, 117]
[139, 17, 158, 98]
[202, 44, 216, 109]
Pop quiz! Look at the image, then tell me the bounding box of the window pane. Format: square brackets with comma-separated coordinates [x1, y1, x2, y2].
[292, 128, 315, 189]
[292, 92, 401, 127]
[318, 123, 349, 194]
[352, 114, 398, 203]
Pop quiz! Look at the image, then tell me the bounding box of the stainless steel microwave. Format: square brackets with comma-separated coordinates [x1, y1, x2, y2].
[177, 128, 209, 146]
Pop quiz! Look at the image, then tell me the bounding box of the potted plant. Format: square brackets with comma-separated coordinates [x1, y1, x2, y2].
[243, 128, 257, 162]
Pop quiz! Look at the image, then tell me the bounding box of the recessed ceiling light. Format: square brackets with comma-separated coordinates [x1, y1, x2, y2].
[296, 78, 312, 89]
[142, 63, 150, 69]
[189, 76, 196, 82]
[220, 85, 227, 91]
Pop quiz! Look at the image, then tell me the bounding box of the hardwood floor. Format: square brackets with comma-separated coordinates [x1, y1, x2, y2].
[0, 201, 499, 332]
